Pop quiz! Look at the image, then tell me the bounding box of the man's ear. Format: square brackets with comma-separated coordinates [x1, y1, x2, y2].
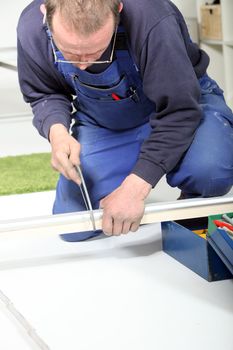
[119, 2, 123, 13]
[40, 4, 46, 16]
[40, 4, 47, 24]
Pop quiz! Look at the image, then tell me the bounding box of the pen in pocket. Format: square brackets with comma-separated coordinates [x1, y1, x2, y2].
[111, 93, 121, 101]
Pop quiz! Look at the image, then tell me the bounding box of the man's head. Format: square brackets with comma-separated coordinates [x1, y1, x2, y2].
[44, 0, 122, 35]
[41, 0, 123, 70]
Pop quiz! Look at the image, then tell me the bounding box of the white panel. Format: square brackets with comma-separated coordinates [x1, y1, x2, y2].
[200, 42, 225, 90]
[0, 225, 232, 350]
[186, 17, 199, 43]
[0, 69, 50, 157]
[222, 0, 233, 42]
[0, 1, 32, 48]
[223, 45, 233, 110]
[172, 0, 197, 18]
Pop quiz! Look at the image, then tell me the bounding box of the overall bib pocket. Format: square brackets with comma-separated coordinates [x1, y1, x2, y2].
[73, 74, 131, 100]
[74, 86, 152, 130]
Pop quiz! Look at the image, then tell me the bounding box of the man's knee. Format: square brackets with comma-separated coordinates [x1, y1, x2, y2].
[181, 160, 233, 197]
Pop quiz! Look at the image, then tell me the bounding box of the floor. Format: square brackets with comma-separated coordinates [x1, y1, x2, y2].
[0, 223, 232, 350]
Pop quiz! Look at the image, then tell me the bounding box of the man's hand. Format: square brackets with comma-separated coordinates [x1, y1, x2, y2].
[49, 123, 81, 185]
[100, 174, 152, 236]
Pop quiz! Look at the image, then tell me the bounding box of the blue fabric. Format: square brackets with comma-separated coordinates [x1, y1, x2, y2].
[53, 26, 155, 241]
[51, 26, 233, 241]
[167, 74, 233, 197]
[60, 229, 103, 242]
[53, 26, 155, 131]
[54, 124, 151, 242]
[18, 1, 210, 187]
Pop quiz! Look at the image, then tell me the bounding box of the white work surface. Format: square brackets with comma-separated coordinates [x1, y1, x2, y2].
[0, 223, 232, 350]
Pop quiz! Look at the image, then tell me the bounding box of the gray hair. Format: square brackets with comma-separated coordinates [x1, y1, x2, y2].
[45, 0, 121, 35]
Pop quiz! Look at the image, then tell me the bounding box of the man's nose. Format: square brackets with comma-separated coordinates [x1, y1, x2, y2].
[77, 63, 89, 70]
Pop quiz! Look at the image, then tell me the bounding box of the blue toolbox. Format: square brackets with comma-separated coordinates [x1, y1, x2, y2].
[162, 213, 233, 281]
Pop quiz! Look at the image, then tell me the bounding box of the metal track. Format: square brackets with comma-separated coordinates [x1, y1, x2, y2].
[0, 289, 50, 349]
[0, 196, 232, 239]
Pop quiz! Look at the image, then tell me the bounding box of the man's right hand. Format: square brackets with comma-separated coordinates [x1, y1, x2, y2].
[49, 123, 81, 185]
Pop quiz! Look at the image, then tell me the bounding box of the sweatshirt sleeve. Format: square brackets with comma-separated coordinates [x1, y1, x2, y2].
[131, 14, 202, 187]
[17, 37, 73, 140]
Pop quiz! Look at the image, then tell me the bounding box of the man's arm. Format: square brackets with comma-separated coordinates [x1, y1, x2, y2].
[17, 38, 72, 139]
[132, 14, 203, 187]
[100, 15, 204, 235]
[17, 38, 81, 184]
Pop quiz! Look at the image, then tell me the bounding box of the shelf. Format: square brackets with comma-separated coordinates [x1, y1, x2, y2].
[200, 39, 223, 46]
[200, 40, 233, 47]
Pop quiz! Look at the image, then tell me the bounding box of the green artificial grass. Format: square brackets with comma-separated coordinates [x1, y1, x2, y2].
[0, 153, 59, 196]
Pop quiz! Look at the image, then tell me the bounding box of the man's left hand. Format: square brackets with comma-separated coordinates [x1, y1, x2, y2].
[100, 174, 152, 236]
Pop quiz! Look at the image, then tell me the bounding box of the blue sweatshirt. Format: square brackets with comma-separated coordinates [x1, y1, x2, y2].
[17, 0, 209, 187]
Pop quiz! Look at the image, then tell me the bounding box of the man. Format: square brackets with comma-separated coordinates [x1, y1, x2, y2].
[17, 0, 233, 240]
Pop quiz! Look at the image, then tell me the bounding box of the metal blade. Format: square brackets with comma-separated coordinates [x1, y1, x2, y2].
[76, 165, 96, 231]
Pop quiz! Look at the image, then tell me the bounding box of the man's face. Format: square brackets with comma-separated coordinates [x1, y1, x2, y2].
[51, 11, 116, 70]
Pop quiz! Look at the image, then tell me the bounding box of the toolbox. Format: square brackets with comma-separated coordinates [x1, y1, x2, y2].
[162, 213, 233, 282]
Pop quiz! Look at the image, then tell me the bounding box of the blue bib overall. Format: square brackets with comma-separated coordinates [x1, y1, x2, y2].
[50, 26, 155, 240]
[49, 26, 233, 241]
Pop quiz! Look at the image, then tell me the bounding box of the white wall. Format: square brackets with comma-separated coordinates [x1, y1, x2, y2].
[172, 0, 197, 18]
[0, 2, 50, 156]
[0, 1, 31, 48]
[0, 1, 197, 48]
[172, 0, 199, 43]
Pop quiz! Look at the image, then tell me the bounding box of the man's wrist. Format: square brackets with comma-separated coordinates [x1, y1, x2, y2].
[122, 174, 152, 200]
[49, 123, 69, 142]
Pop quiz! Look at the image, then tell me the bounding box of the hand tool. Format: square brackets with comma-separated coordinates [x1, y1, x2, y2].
[76, 165, 96, 231]
[59, 165, 103, 242]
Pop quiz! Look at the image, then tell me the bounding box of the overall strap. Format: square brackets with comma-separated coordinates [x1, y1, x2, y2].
[115, 25, 142, 87]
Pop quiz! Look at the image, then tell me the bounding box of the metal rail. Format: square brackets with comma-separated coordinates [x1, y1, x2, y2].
[0, 196, 232, 239]
[0, 289, 50, 349]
